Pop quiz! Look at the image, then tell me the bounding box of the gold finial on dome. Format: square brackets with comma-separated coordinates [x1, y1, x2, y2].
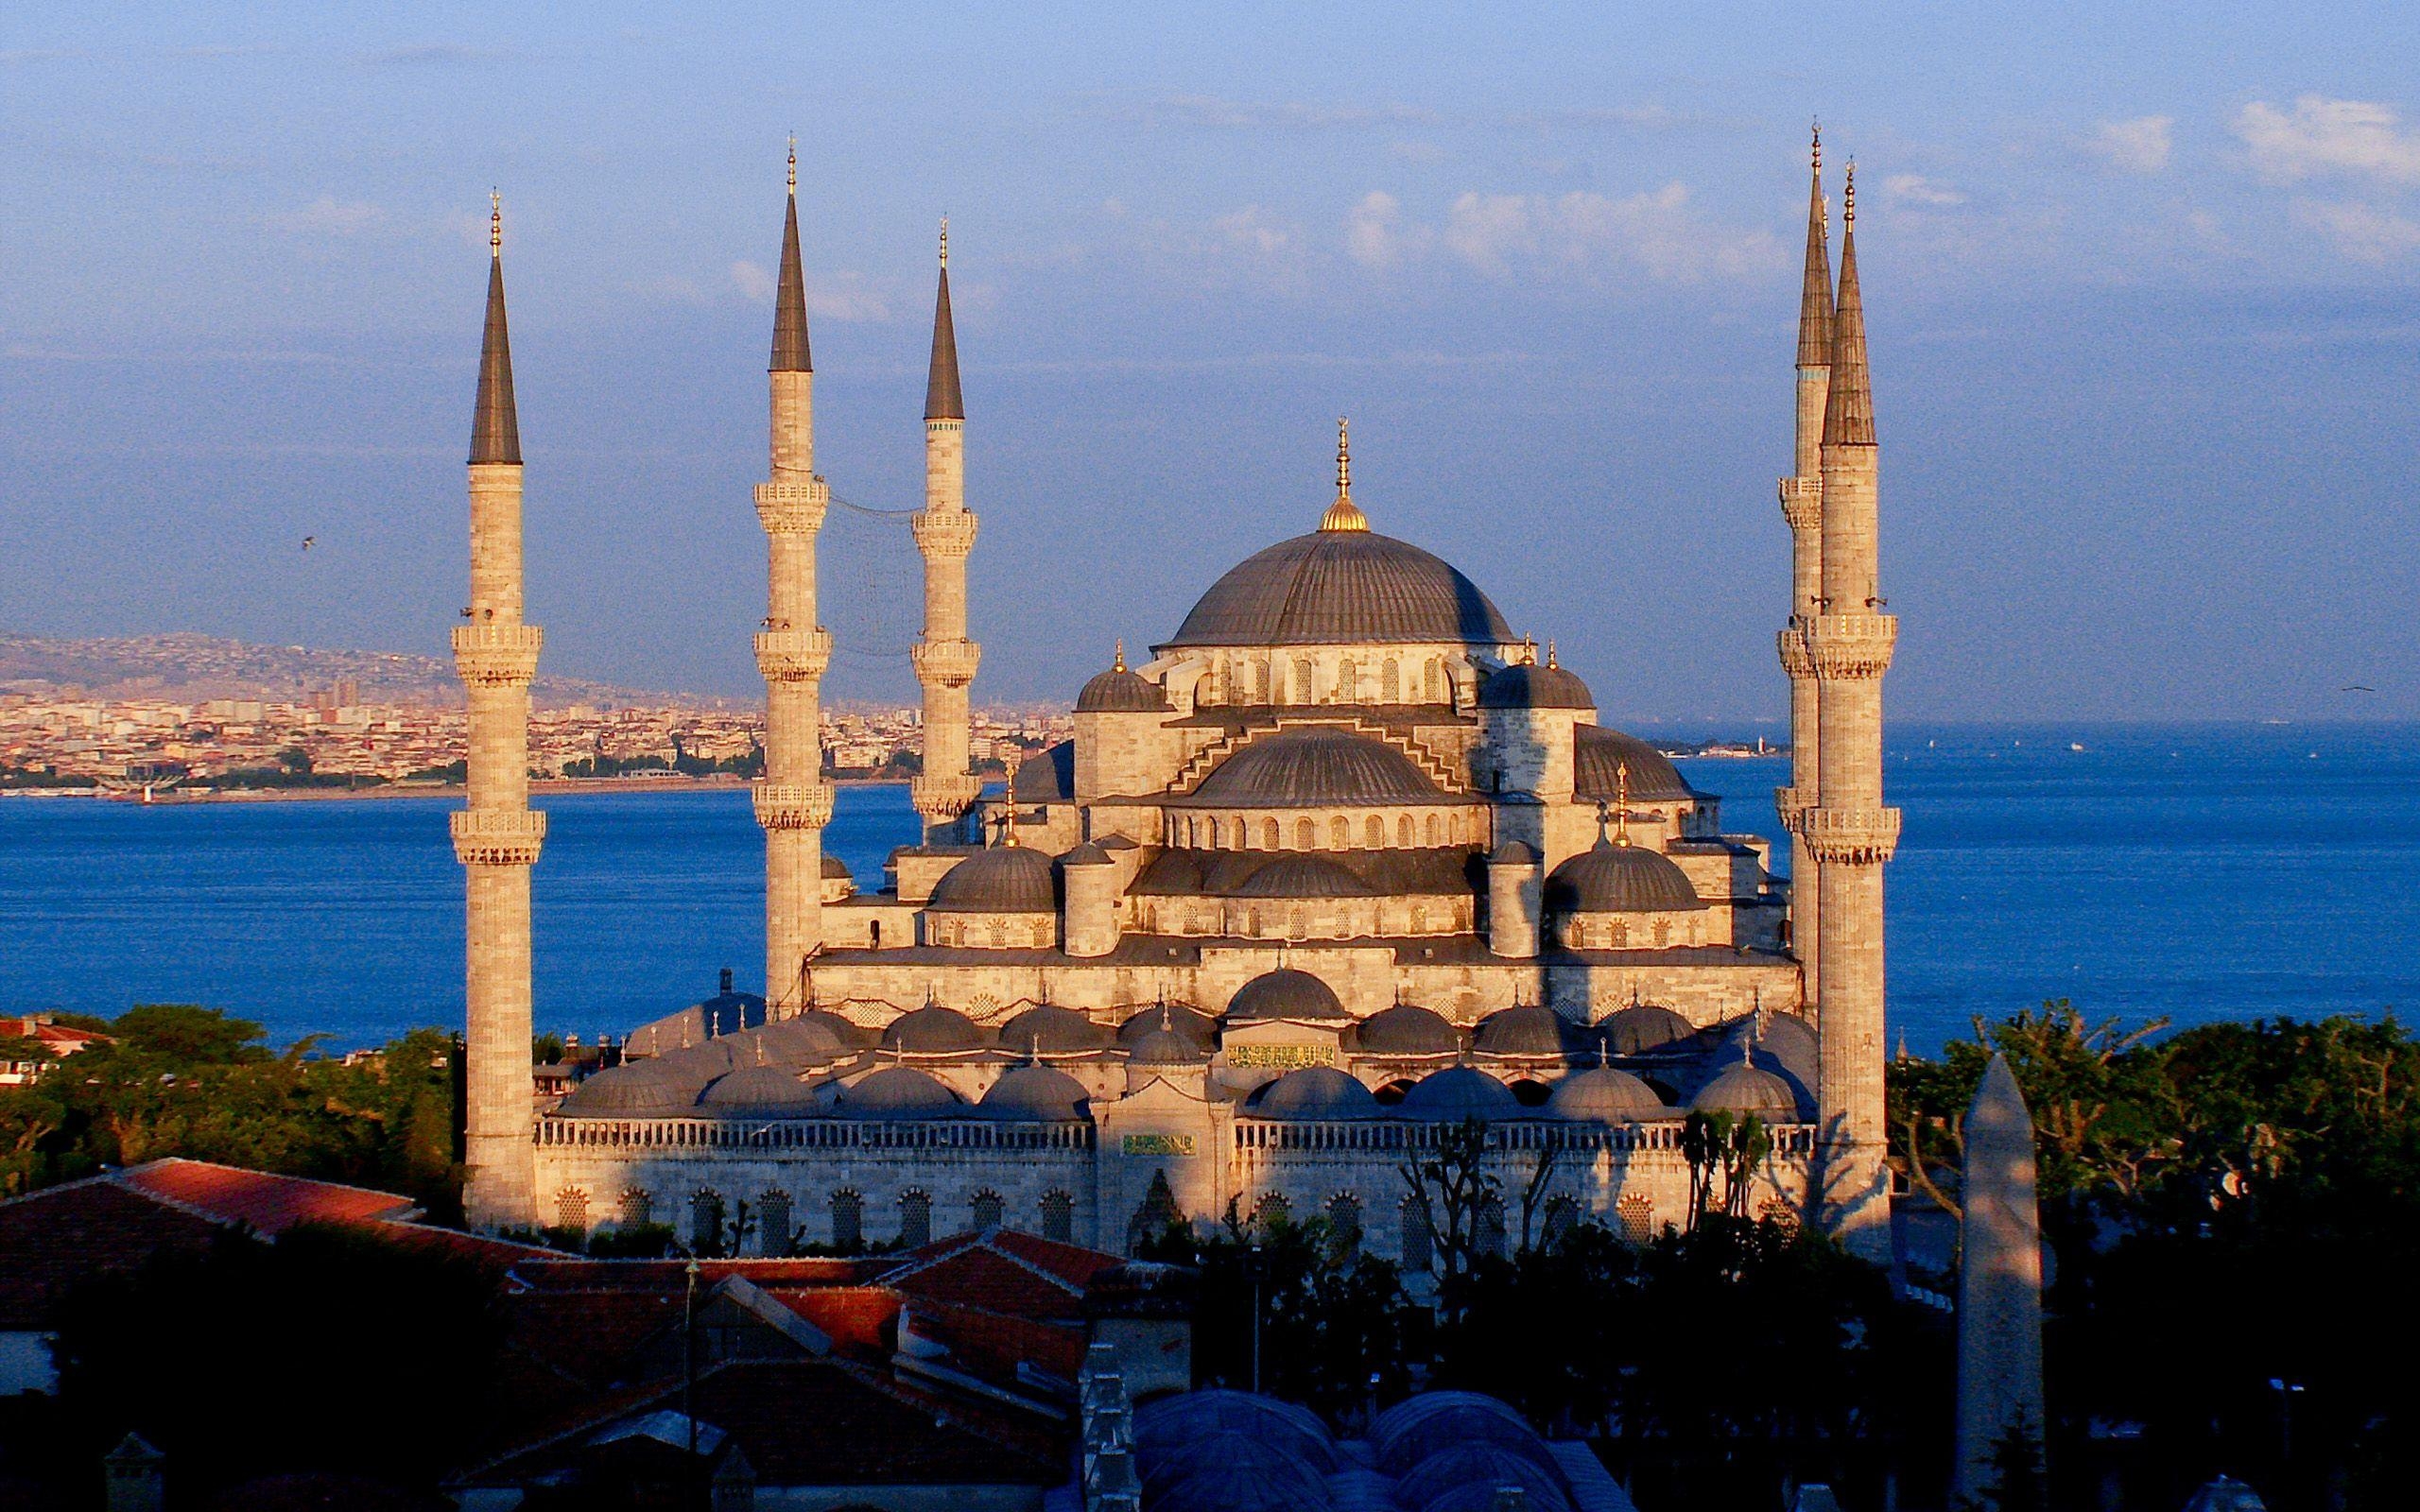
[786, 134, 797, 196]
[939, 215, 949, 267]
[1320, 416, 1369, 532]
[1520, 634, 1537, 666]
[1547, 640, 1560, 669]
[1613, 761, 1633, 847]
[1113, 638, 1126, 672]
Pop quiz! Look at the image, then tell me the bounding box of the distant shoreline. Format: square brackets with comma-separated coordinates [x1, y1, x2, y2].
[18, 776, 920, 805]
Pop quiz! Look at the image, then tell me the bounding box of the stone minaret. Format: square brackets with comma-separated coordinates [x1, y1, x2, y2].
[1954, 1053, 2048, 1504]
[1807, 166, 1900, 1255]
[752, 144, 835, 1010]
[454, 197, 544, 1230]
[909, 221, 981, 842]
[1777, 127, 1833, 999]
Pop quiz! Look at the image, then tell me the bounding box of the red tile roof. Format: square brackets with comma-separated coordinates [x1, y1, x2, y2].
[115, 1159, 416, 1236]
[0, 1176, 226, 1329]
[880, 1230, 1120, 1322]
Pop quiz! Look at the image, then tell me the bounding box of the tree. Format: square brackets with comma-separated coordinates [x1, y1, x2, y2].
[1680, 1110, 1772, 1228]
[1399, 1116, 1496, 1312]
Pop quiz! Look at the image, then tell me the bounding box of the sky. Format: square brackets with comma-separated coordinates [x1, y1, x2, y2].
[4, 2, 2419, 725]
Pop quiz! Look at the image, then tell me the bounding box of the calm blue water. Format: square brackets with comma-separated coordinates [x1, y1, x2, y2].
[2, 723, 2414, 1053]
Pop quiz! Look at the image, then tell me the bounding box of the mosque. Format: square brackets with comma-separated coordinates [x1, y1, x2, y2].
[448, 136, 1900, 1267]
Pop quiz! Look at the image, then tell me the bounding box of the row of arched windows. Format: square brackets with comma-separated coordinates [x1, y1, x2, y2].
[577, 1185, 1078, 1254]
[1204, 653, 1451, 708]
[1168, 809, 1480, 851]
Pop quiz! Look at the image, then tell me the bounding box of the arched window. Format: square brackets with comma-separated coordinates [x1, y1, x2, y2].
[1263, 818, 1281, 850]
[1330, 816, 1351, 848]
[1294, 658, 1315, 704]
[1253, 660, 1271, 703]
[619, 1190, 653, 1228]
[1542, 1195, 1579, 1250]
[1397, 815, 1413, 847]
[1362, 815, 1382, 847]
[1338, 659, 1357, 700]
[1041, 1190, 1076, 1244]
[1424, 659, 1443, 702]
[831, 1189, 864, 1254]
[1400, 1195, 1433, 1271]
[758, 1190, 793, 1257]
[1611, 919, 1629, 947]
[555, 1188, 589, 1234]
[1409, 903, 1427, 933]
[1205, 816, 1220, 849]
[1425, 814, 1441, 846]
[1477, 1195, 1507, 1259]
[972, 1190, 1005, 1231]
[1252, 1192, 1291, 1228]
[1231, 818, 1247, 850]
[1616, 1192, 1654, 1246]
[1327, 1194, 1363, 1250]
[1296, 818, 1316, 850]
[690, 1190, 725, 1256]
[1381, 659, 1401, 702]
[899, 1190, 932, 1248]
[1653, 920, 1670, 947]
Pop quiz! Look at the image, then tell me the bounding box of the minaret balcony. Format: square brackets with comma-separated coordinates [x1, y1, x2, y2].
[910, 508, 979, 558]
[451, 623, 544, 686]
[753, 782, 835, 832]
[1806, 612, 1896, 679]
[1778, 475, 1823, 531]
[754, 628, 832, 682]
[1775, 785, 1815, 832]
[753, 478, 829, 535]
[1803, 805, 1901, 866]
[911, 771, 983, 819]
[910, 637, 982, 689]
[451, 807, 546, 867]
[1775, 625, 1816, 679]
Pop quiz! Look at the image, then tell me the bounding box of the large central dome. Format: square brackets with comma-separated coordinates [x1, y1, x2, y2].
[1160, 528, 1513, 649]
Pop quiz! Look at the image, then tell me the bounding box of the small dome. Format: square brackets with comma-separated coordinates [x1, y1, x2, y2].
[1224, 969, 1349, 1024]
[1757, 1012, 1819, 1082]
[1119, 1003, 1217, 1048]
[1547, 1067, 1668, 1122]
[843, 1066, 964, 1116]
[996, 1004, 1113, 1055]
[821, 854, 854, 881]
[1574, 726, 1698, 803]
[1600, 1003, 1698, 1055]
[1478, 661, 1593, 711]
[797, 1008, 879, 1048]
[1370, 1393, 1554, 1479]
[699, 1064, 820, 1116]
[925, 845, 1059, 914]
[1472, 1004, 1574, 1058]
[553, 1060, 698, 1119]
[1393, 1444, 1574, 1512]
[1129, 1025, 1209, 1067]
[1487, 840, 1540, 868]
[1352, 1004, 1461, 1057]
[1247, 1067, 1379, 1120]
[753, 1017, 847, 1067]
[978, 1063, 1091, 1121]
[1398, 1066, 1518, 1119]
[1690, 1058, 1808, 1121]
[1185, 727, 1442, 808]
[1063, 841, 1115, 868]
[881, 1005, 992, 1055]
[1077, 660, 1172, 713]
[1545, 841, 1704, 915]
[1236, 855, 1378, 899]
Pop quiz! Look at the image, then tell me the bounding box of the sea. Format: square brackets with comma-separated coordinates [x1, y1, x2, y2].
[3, 723, 2415, 1057]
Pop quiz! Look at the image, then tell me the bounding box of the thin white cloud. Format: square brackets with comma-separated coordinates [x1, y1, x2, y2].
[1211, 205, 1295, 257]
[265, 198, 385, 237]
[730, 260, 775, 301]
[1882, 173, 1964, 207]
[2292, 198, 2420, 264]
[1345, 192, 1411, 267]
[1439, 183, 1781, 284]
[1109, 93, 1437, 131]
[2236, 96, 2420, 186]
[809, 271, 890, 322]
[2090, 115, 2173, 174]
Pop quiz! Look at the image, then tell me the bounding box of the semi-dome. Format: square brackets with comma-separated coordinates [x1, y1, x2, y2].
[1246, 1067, 1379, 1119]
[843, 1066, 964, 1116]
[1478, 660, 1593, 711]
[1574, 725, 1698, 803]
[1547, 1066, 1668, 1122]
[1472, 1004, 1574, 1058]
[1224, 969, 1350, 1023]
[1352, 1003, 1462, 1057]
[996, 1003, 1113, 1055]
[1119, 1002, 1217, 1048]
[978, 1063, 1091, 1121]
[1545, 840, 1704, 915]
[1398, 1066, 1518, 1119]
[1076, 656, 1172, 713]
[880, 1005, 992, 1054]
[553, 1060, 700, 1119]
[925, 845, 1059, 914]
[1236, 855, 1378, 899]
[1690, 1058, 1808, 1121]
[698, 1064, 820, 1116]
[1601, 1003, 1698, 1055]
[1160, 529, 1512, 651]
[1182, 726, 1443, 808]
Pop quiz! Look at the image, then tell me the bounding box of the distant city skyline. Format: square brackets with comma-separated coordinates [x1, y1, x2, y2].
[4, 2, 2417, 722]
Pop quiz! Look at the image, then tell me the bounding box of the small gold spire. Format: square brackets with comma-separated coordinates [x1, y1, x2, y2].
[1614, 762, 1633, 846]
[1521, 634, 1537, 666]
[1320, 417, 1369, 532]
[489, 190, 501, 255]
[1113, 639, 1126, 673]
[787, 134, 797, 196]
[1843, 161, 1856, 227]
[1811, 118, 1821, 171]
[939, 215, 949, 267]
[1547, 640, 1559, 670]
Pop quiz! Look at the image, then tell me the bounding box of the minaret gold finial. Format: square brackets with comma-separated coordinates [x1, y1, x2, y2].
[1521, 634, 1537, 666]
[1547, 640, 1559, 670]
[1113, 639, 1126, 673]
[1843, 162, 1856, 227]
[939, 215, 949, 267]
[1811, 118, 1821, 170]
[1319, 416, 1370, 532]
[490, 190, 501, 256]
[1614, 761, 1633, 846]
[787, 135, 797, 196]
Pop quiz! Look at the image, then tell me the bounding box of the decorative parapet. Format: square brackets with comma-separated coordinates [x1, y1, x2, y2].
[1778, 474, 1823, 532]
[752, 782, 835, 832]
[753, 627, 832, 682]
[910, 771, 983, 821]
[1806, 611, 1897, 679]
[1775, 624, 1816, 679]
[534, 1113, 1096, 1151]
[451, 623, 544, 686]
[910, 637, 982, 689]
[1775, 784, 1815, 833]
[752, 477, 829, 536]
[1803, 805, 1901, 865]
[910, 507, 979, 558]
[451, 807, 546, 866]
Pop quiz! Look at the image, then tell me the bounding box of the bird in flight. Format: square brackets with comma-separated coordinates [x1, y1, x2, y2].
[302, 536, 316, 551]
[2342, 685, 2377, 694]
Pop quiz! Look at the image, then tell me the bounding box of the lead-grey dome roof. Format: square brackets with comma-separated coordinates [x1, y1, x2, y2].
[1545, 840, 1704, 914]
[1472, 1004, 1575, 1058]
[1478, 661, 1594, 711]
[978, 1063, 1091, 1121]
[925, 845, 1059, 913]
[1236, 854, 1378, 899]
[1351, 1003, 1462, 1057]
[1246, 1067, 1379, 1119]
[699, 1064, 820, 1116]
[1160, 529, 1512, 650]
[1573, 725, 1699, 803]
[843, 1065, 964, 1116]
[1398, 1066, 1518, 1119]
[1119, 1003, 1216, 1048]
[1547, 1066, 1668, 1122]
[1690, 1058, 1809, 1120]
[1077, 662, 1172, 713]
[996, 1004, 1113, 1055]
[1224, 969, 1350, 1023]
[552, 1059, 699, 1119]
[880, 1005, 992, 1054]
[1600, 1003, 1698, 1055]
[1184, 726, 1443, 809]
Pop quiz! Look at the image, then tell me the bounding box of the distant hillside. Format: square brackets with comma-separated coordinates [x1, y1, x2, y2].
[0, 631, 735, 710]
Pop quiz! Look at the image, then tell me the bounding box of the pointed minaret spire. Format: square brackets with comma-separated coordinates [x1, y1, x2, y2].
[925, 217, 964, 421]
[1797, 123, 1835, 370]
[1822, 163, 1875, 449]
[770, 138, 812, 373]
[470, 192, 521, 465]
[1320, 416, 1369, 532]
